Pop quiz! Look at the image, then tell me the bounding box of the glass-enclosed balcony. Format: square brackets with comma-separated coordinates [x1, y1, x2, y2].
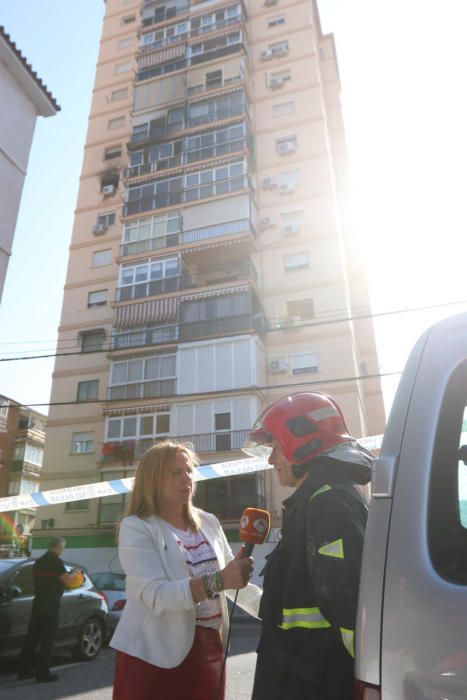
[115, 259, 258, 302]
[140, 3, 244, 53]
[129, 90, 248, 147]
[123, 159, 250, 217]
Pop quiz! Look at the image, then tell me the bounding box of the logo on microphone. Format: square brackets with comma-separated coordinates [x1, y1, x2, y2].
[254, 518, 269, 534]
[240, 514, 249, 530]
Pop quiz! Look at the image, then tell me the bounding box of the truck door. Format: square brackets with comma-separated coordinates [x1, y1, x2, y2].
[380, 313, 467, 699]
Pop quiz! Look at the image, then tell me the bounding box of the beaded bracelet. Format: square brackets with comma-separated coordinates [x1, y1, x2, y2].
[203, 571, 224, 599]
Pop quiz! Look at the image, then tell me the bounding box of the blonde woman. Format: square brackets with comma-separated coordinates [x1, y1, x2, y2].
[111, 441, 262, 700]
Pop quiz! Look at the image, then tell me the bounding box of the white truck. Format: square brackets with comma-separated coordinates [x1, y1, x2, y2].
[355, 311, 467, 699]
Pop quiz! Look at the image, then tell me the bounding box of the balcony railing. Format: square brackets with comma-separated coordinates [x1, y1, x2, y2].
[110, 313, 265, 352]
[112, 324, 179, 350]
[115, 261, 257, 303]
[179, 312, 265, 342]
[107, 378, 176, 401]
[121, 232, 181, 257]
[123, 174, 249, 217]
[124, 137, 248, 180]
[100, 430, 250, 463]
[140, 14, 243, 53]
[129, 102, 249, 147]
[120, 218, 255, 258]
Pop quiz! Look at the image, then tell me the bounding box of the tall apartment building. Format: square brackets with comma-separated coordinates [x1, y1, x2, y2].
[34, 0, 385, 566]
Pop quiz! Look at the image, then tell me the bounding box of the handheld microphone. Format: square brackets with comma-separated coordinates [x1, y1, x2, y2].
[239, 507, 271, 557]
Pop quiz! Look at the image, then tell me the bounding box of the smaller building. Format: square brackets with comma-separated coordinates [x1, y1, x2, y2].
[0, 395, 46, 557]
[0, 26, 59, 302]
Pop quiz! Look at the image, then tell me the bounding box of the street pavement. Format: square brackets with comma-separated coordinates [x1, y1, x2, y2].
[0, 620, 260, 699]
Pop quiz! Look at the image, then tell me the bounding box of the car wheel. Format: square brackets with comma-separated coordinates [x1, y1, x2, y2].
[72, 617, 104, 661]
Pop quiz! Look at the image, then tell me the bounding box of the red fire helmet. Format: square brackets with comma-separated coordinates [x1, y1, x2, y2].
[243, 392, 353, 465]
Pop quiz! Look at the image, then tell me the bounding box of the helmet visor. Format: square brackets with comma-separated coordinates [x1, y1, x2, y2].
[242, 416, 274, 459]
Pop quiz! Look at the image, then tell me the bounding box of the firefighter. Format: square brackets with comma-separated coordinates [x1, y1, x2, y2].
[243, 392, 373, 700]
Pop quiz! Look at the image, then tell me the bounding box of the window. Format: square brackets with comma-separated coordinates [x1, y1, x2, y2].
[88, 290, 108, 308]
[214, 412, 231, 451]
[108, 116, 125, 130]
[104, 145, 122, 160]
[123, 211, 181, 250]
[273, 100, 295, 117]
[92, 249, 112, 267]
[428, 361, 467, 583]
[287, 298, 314, 319]
[281, 209, 304, 227]
[71, 432, 94, 454]
[268, 15, 285, 28]
[77, 380, 99, 402]
[81, 329, 106, 352]
[111, 87, 129, 102]
[206, 69, 222, 91]
[12, 564, 35, 596]
[101, 173, 119, 194]
[105, 412, 170, 441]
[115, 62, 132, 75]
[7, 479, 20, 496]
[97, 212, 116, 228]
[290, 352, 319, 374]
[24, 444, 44, 466]
[121, 15, 136, 24]
[277, 169, 301, 188]
[0, 402, 8, 418]
[65, 500, 90, 511]
[284, 251, 309, 271]
[118, 37, 134, 49]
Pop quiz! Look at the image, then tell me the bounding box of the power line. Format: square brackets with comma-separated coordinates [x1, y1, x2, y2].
[0, 297, 465, 363]
[7, 370, 401, 409]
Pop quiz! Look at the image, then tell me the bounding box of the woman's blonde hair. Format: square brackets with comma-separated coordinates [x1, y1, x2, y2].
[125, 441, 201, 530]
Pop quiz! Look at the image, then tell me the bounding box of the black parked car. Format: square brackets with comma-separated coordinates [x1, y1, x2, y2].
[0, 558, 108, 662]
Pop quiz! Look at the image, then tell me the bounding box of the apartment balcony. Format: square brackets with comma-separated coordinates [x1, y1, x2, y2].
[124, 136, 249, 180]
[100, 429, 250, 464]
[123, 173, 251, 218]
[107, 378, 176, 401]
[142, 3, 190, 28]
[10, 460, 41, 478]
[120, 217, 255, 258]
[115, 260, 258, 303]
[128, 100, 249, 149]
[140, 15, 243, 55]
[110, 311, 265, 352]
[178, 312, 265, 342]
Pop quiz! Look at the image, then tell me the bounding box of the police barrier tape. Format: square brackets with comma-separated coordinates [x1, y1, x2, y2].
[0, 436, 383, 514]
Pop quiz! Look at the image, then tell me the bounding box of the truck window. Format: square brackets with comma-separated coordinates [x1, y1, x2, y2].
[428, 360, 467, 584]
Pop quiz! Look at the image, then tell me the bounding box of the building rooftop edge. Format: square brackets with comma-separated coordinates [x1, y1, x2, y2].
[0, 25, 60, 113]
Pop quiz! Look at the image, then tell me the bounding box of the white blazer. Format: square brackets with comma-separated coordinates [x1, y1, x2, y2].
[110, 509, 262, 668]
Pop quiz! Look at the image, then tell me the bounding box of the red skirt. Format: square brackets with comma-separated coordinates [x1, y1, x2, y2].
[113, 626, 226, 700]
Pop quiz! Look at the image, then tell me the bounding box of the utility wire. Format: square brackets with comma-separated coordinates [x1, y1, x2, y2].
[0, 297, 465, 363]
[5, 370, 401, 409]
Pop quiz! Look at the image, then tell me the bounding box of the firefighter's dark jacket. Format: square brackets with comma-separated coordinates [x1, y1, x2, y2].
[257, 457, 370, 685]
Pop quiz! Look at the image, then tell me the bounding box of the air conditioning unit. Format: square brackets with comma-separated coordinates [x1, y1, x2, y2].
[278, 183, 295, 194]
[262, 177, 277, 190]
[102, 184, 116, 196]
[261, 217, 275, 229]
[260, 49, 273, 61]
[277, 141, 297, 155]
[269, 358, 288, 373]
[282, 224, 300, 236]
[92, 224, 108, 235]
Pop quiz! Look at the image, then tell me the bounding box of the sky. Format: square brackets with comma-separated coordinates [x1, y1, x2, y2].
[0, 0, 466, 421]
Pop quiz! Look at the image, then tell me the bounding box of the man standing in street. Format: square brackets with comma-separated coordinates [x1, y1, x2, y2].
[243, 392, 373, 700]
[18, 537, 77, 683]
